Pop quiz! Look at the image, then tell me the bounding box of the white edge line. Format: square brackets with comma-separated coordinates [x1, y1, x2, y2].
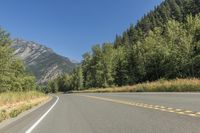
[25, 95, 59, 133]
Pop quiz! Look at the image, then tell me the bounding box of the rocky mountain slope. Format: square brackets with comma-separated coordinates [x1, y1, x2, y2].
[11, 39, 77, 83]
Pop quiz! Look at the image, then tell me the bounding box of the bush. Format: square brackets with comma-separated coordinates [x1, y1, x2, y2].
[9, 104, 32, 118]
[0, 110, 7, 122]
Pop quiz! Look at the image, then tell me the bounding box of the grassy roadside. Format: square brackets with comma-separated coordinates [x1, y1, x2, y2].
[73, 79, 200, 93]
[0, 91, 49, 123]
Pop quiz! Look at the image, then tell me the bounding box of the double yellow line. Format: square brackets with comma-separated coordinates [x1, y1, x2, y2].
[80, 95, 200, 118]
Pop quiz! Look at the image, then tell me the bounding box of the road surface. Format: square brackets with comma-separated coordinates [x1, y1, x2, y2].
[1, 93, 200, 133]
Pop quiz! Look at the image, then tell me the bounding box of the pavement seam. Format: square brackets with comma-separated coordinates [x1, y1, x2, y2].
[80, 95, 200, 118]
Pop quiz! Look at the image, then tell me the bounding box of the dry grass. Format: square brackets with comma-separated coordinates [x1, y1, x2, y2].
[0, 91, 49, 123]
[74, 78, 200, 93]
[0, 91, 46, 106]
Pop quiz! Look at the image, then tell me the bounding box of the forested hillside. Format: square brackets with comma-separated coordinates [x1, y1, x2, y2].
[114, 0, 200, 48]
[48, 0, 200, 92]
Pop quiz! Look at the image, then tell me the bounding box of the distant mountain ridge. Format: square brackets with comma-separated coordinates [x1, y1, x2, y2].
[11, 39, 77, 83]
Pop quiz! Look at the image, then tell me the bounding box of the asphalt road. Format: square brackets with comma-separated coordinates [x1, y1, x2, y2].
[1, 93, 200, 133]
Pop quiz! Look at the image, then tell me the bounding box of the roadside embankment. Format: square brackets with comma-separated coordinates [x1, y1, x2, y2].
[0, 91, 49, 123]
[73, 79, 200, 93]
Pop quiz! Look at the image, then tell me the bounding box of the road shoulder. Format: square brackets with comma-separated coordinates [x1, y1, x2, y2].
[0, 95, 53, 131]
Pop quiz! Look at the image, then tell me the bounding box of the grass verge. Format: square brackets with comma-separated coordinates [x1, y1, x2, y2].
[0, 91, 49, 123]
[73, 78, 200, 93]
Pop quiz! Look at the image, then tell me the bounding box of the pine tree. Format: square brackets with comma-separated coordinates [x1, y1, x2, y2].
[168, 0, 182, 21]
[114, 35, 123, 48]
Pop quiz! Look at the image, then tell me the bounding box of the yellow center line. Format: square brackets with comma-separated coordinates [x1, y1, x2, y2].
[161, 109, 167, 111]
[177, 112, 185, 115]
[175, 109, 182, 111]
[185, 110, 193, 113]
[79, 95, 199, 118]
[188, 114, 197, 117]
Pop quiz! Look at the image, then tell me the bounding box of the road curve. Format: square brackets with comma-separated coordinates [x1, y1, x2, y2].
[1, 93, 200, 133]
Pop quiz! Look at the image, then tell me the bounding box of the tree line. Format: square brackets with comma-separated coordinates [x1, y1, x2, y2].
[114, 0, 200, 48]
[0, 29, 36, 93]
[47, 0, 200, 92]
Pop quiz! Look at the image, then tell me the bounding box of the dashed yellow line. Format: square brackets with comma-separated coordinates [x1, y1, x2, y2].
[175, 109, 182, 111]
[196, 112, 200, 115]
[185, 110, 192, 113]
[79, 95, 200, 118]
[178, 112, 185, 114]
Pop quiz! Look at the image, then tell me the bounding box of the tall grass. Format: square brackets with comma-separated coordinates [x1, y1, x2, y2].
[0, 91, 46, 106]
[0, 91, 48, 123]
[134, 78, 200, 92]
[74, 79, 200, 93]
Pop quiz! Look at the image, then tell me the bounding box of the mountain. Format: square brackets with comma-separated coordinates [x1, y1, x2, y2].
[11, 39, 77, 83]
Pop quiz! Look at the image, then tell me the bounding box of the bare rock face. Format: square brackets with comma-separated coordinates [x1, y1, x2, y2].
[11, 39, 77, 83]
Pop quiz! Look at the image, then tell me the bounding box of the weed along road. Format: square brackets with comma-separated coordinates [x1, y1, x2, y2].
[1, 93, 200, 133]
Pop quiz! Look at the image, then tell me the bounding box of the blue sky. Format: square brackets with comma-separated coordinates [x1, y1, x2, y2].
[0, 0, 163, 61]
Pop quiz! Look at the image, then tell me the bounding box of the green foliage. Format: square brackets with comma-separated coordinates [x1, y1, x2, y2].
[0, 110, 7, 122]
[47, 80, 59, 93]
[0, 29, 13, 92]
[45, 71, 82, 93]
[102, 44, 114, 87]
[56, 75, 71, 92]
[112, 47, 128, 86]
[9, 104, 32, 118]
[69, 66, 83, 90]
[0, 28, 36, 93]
